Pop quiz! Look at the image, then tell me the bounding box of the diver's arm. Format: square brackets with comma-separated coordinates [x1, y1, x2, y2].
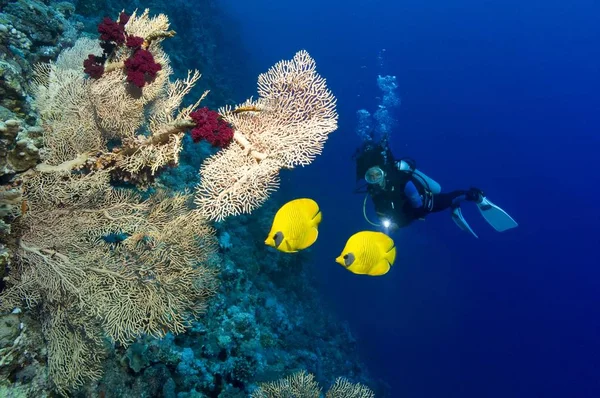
[394, 159, 442, 194]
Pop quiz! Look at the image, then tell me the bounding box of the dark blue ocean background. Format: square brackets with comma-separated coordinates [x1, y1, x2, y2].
[222, 0, 600, 396]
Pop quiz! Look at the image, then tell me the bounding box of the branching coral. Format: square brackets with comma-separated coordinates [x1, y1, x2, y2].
[195, 50, 338, 221]
[326, 377, 376, 398]
[250, 370, 375, 398]
[251, 370, 322, 398]
[1, 168, 217, 394]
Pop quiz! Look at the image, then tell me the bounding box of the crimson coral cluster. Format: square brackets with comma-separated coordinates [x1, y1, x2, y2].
[83, 12, 161, 88]
[189, 108, 234, 148]
[82, 13, 233, 149]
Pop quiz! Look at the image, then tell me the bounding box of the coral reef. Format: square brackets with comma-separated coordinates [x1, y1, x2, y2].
[0, 1, 384, 397]
[0, 311, 50, 397]
[0, 119, 43, 177]
[66, 195, 379, 397]
[0, 6, 343, 397]
[0, 9, 222, 393]
[1, 198, 383, 396]
[0, 0, 82, 120]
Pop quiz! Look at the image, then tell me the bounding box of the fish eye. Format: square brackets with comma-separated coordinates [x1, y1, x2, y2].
[342, 252, 355, 267]
[273, 231, 284, 248]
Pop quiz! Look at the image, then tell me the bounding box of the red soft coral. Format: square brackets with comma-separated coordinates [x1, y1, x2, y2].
[118, 12, 130, 26]
[124, 49, 162, 88]
[126, 35, 144, 49]
[97, 16, 126, 44]
[189, 108, 234, 148]
[83, 54, 105, 78]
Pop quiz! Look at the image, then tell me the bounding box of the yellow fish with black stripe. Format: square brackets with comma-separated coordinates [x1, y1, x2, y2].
[335, 231, 396, 276]
[265, 198, 322, 253]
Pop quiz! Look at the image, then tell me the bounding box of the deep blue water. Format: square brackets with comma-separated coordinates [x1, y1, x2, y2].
[222, 1, 600, 396]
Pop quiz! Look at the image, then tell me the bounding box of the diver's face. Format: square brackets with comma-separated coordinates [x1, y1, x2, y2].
[365, 166, 385, 187]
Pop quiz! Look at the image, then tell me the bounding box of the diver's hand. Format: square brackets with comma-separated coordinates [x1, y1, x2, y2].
[396, 159, 414, 172]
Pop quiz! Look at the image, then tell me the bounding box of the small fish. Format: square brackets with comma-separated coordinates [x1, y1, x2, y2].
[265, 198, 322, 253]
[335, 231, 396, 276]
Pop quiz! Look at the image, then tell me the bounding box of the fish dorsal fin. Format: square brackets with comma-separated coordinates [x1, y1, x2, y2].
[294, 198, 320, 223]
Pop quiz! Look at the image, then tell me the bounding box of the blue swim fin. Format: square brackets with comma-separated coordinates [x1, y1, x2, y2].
[451, 206, 478, 238]
[477, 197, 518, 232]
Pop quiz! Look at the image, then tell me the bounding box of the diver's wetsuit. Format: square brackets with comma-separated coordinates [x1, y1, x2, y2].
[430, 190, 474, 212]
[354, 140, 481, 229]
[367, 165, 423, 227]
[369, 174, 475, 227]
[366, 161, 479, 228]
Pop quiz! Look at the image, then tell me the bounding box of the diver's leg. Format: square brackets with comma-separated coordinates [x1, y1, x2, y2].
[429, 190, 468, 213]
[431, 188, 485, 238]
[430, 187, 485, 213]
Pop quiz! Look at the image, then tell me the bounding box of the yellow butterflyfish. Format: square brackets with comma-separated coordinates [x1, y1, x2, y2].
[265, 198, 322, 253]
[335, 231, 396, 276]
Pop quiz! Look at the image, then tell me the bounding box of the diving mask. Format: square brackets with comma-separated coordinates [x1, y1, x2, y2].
[365, 166, 385, 186]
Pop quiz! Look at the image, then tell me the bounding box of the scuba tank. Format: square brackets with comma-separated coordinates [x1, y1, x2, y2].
[396, 159, 442, 194]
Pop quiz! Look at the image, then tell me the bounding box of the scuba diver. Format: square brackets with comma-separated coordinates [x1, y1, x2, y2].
[353, 138, 518, 238]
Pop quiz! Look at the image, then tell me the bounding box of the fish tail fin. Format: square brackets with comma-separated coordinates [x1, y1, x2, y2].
[312, 209, 322, 225]
[302, 227, 319, 249]
[385, 243, 396, 266]
[300, 208, 321, 249]
[369, 244, 395, 276]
